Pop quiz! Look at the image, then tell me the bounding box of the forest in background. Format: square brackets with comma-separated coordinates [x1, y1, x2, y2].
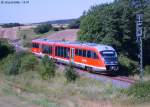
[78, 0, 150, 75]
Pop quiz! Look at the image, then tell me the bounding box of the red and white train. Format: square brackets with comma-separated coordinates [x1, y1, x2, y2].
[32, 38, 119, 73]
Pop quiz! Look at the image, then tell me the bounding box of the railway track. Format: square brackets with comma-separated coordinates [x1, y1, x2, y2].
[110, 76, 135, 84]
[57, 63, 136, 88]
[78, 69, 136, 88]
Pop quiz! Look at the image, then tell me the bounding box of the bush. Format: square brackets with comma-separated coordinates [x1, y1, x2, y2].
[34, 23, 52, 34]
[3, 54, 21, 75]
[144, 65, 150, 75]
[2, 52, 39, 75]
[119, 55, 138, 75]
[64, 63, 79, 83]
[20, 53, 39, 73]
[40, 55, 56, 80]
[52, 27, 59, 31]
[125, 80, 150, 103]
[0, 39, 14, 59]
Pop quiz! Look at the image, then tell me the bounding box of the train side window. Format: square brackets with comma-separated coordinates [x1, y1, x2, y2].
[59, 46, 62, 57]
[64, 47, 70, 58]
[56, 46, 59, 56]
[32, 43, 34, 48]
[60, 47, 64, 57]
[57, 46, 59, 56]
[32, 43, 39, 48]
[79, 49, 82, 56]
[41, 45, 44, 53]
[66, 48, 70, 58]
[75, 49, 78, 55]
[60, 47, 62, 57]
[64, 47, 67, 58]
[49, 46, 52, 54]
[93, 52, 98, 59]
[33, 43, 36, 48]
[50, 46, 53, 54]
[87, 50, 92, 58]
[42, 45, 49, 54]
[57, 47, 59, 56]
[63, 47, 65, 57]
[83, 50, 86, 57]
[55, 47, 57, 56]
[58, 46, 60, 56]
[35, 43, 39, 48]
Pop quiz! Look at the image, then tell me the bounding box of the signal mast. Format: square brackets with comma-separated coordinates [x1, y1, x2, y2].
[131, 0, 149, 81]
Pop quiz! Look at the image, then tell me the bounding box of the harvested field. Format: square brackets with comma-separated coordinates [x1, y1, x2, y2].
[0, 27, 18, 40]
[0, 25, 36, 40]
[0, 26, 79, 42]
[44, 29, 79, 41]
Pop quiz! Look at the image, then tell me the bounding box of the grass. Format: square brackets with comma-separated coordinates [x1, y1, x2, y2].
[0, 52, 150, 107]
[32, 99, 60, 107]
[1, 69, 150, 107]
[0, 68, 117, 107]
[32, 30, 55, 38]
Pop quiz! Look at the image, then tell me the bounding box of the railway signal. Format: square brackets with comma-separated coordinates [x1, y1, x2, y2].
[131, 0, 150, 81]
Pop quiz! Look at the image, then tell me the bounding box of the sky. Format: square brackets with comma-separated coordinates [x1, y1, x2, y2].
[0, 0, 114, 24]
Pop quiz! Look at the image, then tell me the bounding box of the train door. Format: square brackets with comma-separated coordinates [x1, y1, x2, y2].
[39, 43, 42, 54]
[71, 48, 75, 63]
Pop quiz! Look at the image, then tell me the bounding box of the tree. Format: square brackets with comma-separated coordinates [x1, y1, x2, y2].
[20, 54, 39, 72]
[69, 19, 80, 29]
[64, 63, 79, 83]
[41, 55, 56, 80]
[78, 0, 150, 74]
[1, 23, 23, 28]
[3, 54, 21, 75]
[34, 23, 52, 34]
[0, 39, 14, 59]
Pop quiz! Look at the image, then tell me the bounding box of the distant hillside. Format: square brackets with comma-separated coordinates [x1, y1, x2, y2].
[46, 19, 77, 24]
[1, 23, 23, 28]
[0, 19, 77, 26]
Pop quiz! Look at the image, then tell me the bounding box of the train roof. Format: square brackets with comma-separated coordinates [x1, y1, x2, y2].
[32, 38, 115, 51]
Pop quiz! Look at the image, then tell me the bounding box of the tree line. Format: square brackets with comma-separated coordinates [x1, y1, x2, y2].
[1, 23, 23, 28]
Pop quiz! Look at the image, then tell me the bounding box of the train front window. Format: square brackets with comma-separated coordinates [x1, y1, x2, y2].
[100, 51, 118, 64]
[101, 51, 116, 58]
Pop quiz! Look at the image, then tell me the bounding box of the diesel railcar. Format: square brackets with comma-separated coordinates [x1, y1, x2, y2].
[32, 38, 119, 72]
